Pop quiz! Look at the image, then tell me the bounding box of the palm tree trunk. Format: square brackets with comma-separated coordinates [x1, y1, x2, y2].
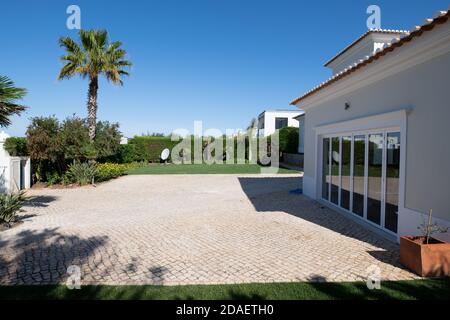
[87, 76, 98, 141]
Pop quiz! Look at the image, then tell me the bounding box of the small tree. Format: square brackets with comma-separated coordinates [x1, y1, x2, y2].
[94, 121, 122, 160]
[418, 209, 449, 244]
[26, 116, 64, 181]
[59, 116, 91, 161]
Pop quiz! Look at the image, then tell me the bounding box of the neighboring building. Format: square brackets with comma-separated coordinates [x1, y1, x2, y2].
[257, 110, 304, 137]
[293, 113, 305, 154]
[290, 10, 450, 242]
[0, 131, 31, 193]
[120, 137, 129, 145]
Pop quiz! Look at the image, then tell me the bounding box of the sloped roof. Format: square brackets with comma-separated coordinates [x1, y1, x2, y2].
[324, 29, 409, 67]
[290, 9, 450, 106]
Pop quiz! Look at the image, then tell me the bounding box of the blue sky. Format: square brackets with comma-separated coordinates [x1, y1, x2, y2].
[1, 0, 448, 137]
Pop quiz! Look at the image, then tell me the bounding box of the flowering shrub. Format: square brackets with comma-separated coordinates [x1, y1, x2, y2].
[95, 163, 128, 182]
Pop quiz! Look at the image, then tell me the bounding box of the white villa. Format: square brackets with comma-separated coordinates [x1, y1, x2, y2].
[257, 110, 304, 137]
[290, 10, 450, 242]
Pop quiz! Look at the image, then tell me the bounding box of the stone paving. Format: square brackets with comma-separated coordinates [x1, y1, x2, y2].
[0, 174, 418, 285]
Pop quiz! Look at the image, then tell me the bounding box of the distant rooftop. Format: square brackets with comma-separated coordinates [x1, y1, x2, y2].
[324, 29, 409, 67]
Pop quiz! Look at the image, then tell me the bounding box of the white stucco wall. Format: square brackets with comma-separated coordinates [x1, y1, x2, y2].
[296, 21, 450, 238]
[297, 115, 305, 154]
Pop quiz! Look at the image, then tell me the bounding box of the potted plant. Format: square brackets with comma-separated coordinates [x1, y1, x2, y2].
[400, 209, 450, 277]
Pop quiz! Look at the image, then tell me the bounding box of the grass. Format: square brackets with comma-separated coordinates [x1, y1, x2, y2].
[127, 163, 300, 175]
[0, 279, 449, 300]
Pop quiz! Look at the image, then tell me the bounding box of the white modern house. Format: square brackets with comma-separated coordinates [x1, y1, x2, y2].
[257, 110, 304, 137]
[0, 131, 31, 193]
[290, 10, 450, 242]
[293, 113, 305, 154]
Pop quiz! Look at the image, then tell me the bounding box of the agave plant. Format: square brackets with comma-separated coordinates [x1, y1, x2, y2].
[65, 162, 97, 186]
[0, 191, 29, 226]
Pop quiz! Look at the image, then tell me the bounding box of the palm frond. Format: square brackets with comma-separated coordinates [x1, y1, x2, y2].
[0, 75, 27, 127]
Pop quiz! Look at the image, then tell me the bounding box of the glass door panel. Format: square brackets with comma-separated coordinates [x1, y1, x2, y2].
[352, 135, 365, 217]
[340, 136, 351, 210]
[385, 132, 400, 233]
[322, 138, 330, 200]
[367, 133, 383, 225]
[330, 137, 340, 205]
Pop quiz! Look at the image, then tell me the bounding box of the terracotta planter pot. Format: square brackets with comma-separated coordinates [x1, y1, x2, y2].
[400, 236, 450, 277]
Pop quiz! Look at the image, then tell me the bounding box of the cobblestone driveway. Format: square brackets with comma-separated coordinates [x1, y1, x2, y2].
[0, 174, 416, 285]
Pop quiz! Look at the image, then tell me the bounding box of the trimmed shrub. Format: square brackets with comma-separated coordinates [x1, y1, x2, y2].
[4, 137, 28, 156]
[95, 163, 128, 182]
[127, 136, 179, 162]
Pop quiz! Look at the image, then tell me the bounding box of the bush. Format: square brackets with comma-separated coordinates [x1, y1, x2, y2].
[4, 137, 28, 156]
[95, 163, 128, 182]
[46, 171, 62, 186]
[277, 127, 299, 154]
[0, 191, 28, 225]
[25, 116, 122, 183]
[94, 121, 122, 160]
[64, 162, 97, 186]
[110, 144, 137, 163]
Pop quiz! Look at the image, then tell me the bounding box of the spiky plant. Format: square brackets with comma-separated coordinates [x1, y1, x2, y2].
[0, 75, 27, 127]
[0, 191, 29, 226]
[58, 29, 132, 141]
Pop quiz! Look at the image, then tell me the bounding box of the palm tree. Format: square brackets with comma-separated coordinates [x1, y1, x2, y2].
[58, 29, 132, 141]
[247, 118, 257, 130]
[0, 75, 27, 127]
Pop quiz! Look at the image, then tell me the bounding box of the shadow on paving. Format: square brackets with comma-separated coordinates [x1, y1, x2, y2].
[24, 195, 58, 208]
[0, 228, 108, 285]
[237, 176, 405, 271]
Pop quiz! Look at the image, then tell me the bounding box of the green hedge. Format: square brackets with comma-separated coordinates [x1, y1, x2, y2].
[277, 127, 299, 154]
[127, 136, 179, 162]
[4, 137, 28, 156]
[109, 135, 271, 164]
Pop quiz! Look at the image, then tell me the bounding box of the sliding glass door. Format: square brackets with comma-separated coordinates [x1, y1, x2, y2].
[367, 133, 383, 226]
[321, 130, 400, 234]
[384, 132, 401, 233]
[352, 135, 365, 217]
[340, 136, 351, 210]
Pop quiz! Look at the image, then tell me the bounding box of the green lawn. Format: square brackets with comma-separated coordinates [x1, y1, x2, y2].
[127, 164, 300, 175]
[1, 279, 449, 300]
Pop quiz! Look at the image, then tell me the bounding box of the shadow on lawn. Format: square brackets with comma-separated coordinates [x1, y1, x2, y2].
[1, 279, 449, 300]
[0, 227, 108, 285]
[238, 176, 405, 271]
